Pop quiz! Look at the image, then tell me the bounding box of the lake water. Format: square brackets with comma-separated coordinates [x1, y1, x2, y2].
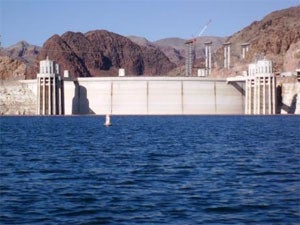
[0, 116, 299, 224]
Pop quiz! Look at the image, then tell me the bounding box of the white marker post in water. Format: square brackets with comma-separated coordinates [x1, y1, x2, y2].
[104, 114, 111, 126]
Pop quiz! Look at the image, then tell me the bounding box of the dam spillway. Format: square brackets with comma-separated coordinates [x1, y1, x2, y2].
[63, 77, 245, 115]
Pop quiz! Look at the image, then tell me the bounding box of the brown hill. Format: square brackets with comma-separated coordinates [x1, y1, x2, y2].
[36, 30, 176, 78]
[128, 36, 184, 66]
[0, 56, 27, 80]
[1, 6, 298, 79]
[0, 41, 40, 79]
[0, 41, 40, 64]
[212, 5, 300, 77]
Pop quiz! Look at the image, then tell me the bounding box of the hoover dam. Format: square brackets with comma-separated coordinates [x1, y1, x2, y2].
[2, 57, 298, 116]
[22, 76, 245, 115]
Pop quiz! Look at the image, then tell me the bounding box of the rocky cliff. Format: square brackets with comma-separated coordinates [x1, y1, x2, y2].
[0, 41, 40, 80]
[0, 56, 27, 80]
[36, 30, 176, 78]
[0, 80, 36, 115]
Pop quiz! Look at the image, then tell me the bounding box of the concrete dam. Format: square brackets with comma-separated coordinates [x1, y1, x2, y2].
[23, 57, 284, 116]
[10, 55, 299, 116]
[22, 77, 245, 115]
[62, 77, 245, 115]
[23, 76, 245, 115]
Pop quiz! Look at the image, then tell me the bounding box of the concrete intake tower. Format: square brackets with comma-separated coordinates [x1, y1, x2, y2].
[37, 57, 64, 115]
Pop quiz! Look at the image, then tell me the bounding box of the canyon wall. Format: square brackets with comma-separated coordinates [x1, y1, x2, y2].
[0, 80, 36, 115]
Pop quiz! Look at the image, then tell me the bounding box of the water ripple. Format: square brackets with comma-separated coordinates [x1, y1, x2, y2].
[1, 115, 299, 224]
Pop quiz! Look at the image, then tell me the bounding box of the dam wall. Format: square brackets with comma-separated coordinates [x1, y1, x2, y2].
[6, 77, 298, 115]
[65, 77, 245, 115]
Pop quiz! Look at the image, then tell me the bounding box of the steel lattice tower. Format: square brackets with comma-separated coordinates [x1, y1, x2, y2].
[185, 40, 194, 76]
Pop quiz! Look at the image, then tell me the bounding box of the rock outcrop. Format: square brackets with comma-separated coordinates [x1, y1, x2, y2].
[0, 80, 36, 115]
[283, 41, 300, 72]
[0, 56, 27, 80]
[37, 30, 176, 78]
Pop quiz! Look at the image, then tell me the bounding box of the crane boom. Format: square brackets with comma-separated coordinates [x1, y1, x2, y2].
[198, 19, 212, 37]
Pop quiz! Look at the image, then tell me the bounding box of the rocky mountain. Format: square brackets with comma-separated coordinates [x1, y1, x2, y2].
[0, 6, 299, 80]
[128, 36, 185, 65]
[152, 38, 186, 65]
[36, 30, 176, 78]
[212, 5, 300, 77]
[0, 41, 40, 64]
[0, 41, 40, 80]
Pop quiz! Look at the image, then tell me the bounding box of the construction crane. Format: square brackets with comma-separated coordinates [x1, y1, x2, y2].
[185, 19, 212, 76]
[198, 19, 212, 37]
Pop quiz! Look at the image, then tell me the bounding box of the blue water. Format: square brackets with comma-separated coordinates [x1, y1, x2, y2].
[0, 116, 299, 224]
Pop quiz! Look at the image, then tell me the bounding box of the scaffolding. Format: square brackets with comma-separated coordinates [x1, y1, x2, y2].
[185, 40, 194, 76]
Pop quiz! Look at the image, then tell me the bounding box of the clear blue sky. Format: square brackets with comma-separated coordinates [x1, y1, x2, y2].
[0, 0, 299, 47]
